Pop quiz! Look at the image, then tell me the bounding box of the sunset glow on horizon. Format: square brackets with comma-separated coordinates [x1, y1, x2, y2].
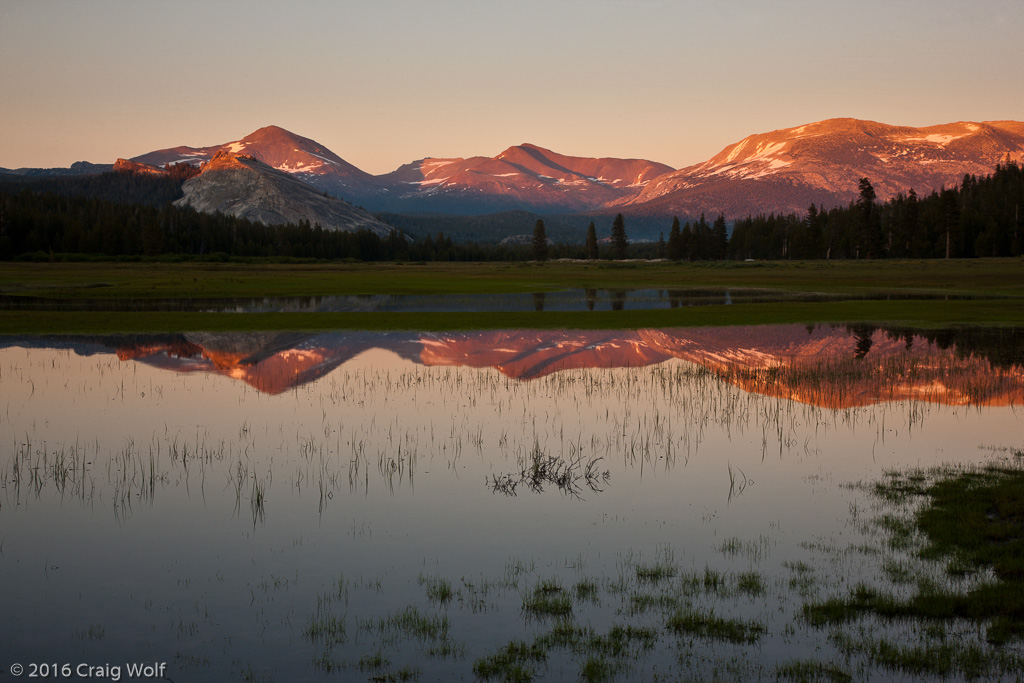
[2, 0, 1023, 174]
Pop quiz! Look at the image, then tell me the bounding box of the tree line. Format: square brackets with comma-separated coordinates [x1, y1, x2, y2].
[2, 162, 1022, 261]
[728, 163, 1024, 260]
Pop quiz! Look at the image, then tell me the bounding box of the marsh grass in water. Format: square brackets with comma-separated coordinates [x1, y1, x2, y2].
[665, 608, 766, 644]
[488, 440, 609, 498]
[801, 462, 1024, 679]
[775, 659, 852, 683]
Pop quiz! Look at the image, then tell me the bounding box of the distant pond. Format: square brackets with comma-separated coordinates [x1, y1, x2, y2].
[2, 324, 1023, 681]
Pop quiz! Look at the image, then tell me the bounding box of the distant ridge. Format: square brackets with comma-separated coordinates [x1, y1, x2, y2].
[12, 117, 1024, 220]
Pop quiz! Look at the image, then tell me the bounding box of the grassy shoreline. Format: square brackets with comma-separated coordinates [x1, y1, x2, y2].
[2, 299, 1023, 334]
[2, 259, 1022, 333]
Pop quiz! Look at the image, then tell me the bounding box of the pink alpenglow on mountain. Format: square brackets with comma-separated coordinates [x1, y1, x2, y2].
[619, 118, 1024, 217]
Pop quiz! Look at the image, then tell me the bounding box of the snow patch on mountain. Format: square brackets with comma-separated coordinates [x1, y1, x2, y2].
[902, 133, 968, 146]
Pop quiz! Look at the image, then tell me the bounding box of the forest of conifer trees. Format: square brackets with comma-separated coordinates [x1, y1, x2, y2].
[726, 163, 1024, 260]
[1, 162, 1021, 262]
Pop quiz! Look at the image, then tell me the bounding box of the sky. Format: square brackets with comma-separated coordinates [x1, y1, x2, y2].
[2, 0, 1023, 174]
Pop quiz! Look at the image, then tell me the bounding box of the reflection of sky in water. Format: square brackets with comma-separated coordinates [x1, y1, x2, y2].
[0, 332, 1021, 680]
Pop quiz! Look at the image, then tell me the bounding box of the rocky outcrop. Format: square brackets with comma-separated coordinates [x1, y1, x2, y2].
[113, 158, 168, 175]
[173, 151, 396, 237]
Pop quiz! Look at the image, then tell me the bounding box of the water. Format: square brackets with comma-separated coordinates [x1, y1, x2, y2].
[1, 325, 1022, 681]
[0, 288, 991, 312]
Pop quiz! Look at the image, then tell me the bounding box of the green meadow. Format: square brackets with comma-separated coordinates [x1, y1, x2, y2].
[1, 258, 1022, 333]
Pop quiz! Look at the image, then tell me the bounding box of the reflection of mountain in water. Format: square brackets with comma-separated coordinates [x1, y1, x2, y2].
[3, 326, 1022, 406]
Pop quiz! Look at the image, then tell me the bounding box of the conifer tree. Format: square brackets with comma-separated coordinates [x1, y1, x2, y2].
[532, 219, 548, 261]
[585, 221, 599, 259]
[712, 214, 728, 260]
[611, 213, 628, 259]
[681, 221, 694, 260]
[667, 216, 683, 260]
[857, 178, 883, 258]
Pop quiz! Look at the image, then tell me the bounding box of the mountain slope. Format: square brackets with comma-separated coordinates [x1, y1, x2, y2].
[620, 118, 1024, 218]
[377, 144, 674, 214]
[134, 125, 383, 203]
[173, 151, 395, 236]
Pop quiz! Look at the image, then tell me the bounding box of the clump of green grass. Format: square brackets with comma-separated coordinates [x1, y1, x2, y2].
[418, 573, 455, 606]
[358, 650, 389, 672]
[573, 579, 600, 604]
[701, 566, 727, 593]
[635, 561, 677, 584]
[473, 639, 546, 682]
[783, 560, 817, 595]
[522, 578, 573, 619]
[831, 632, 1024, 680]
[903, 465, 1024, 643]
[589, 624, 658, 658]
[375, 606, 450, 643]
[810, 464, 1024, 646]
[736, 570, 766, 596]
[775, 659, 852, 682]
[666, 608, 765, 644]
[303, 611, 347, 645]
[880, 557, 917, 584]
[628, 590, 683, 615]
[579, 656, 615, 683]
[802, 583, 881, 627]
[479, 620, 657, 683]
[368, 666, 420, 683]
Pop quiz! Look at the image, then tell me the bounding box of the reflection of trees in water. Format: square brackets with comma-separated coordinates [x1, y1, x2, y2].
[586, 289, 597, 312]
[845, 325, 1024, 370]
[610, 290, 627, 311]
[851, 325, 876, 359]
[533, 293, 546, 312]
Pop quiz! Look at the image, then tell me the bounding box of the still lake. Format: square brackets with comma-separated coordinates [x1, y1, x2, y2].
[1, 324, 1022, 681]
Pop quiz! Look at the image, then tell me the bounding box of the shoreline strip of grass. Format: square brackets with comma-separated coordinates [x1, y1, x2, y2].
[2, 299, 1022, 334]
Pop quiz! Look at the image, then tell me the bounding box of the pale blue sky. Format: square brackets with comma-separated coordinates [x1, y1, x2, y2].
[2, 0, 1022, 173]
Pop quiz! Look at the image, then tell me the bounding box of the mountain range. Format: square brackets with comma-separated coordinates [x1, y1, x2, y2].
[6, 118, 1024, 220]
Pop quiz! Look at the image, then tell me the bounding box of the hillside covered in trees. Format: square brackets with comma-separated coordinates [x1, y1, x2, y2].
[1, 162, 1022, 262]
[727, 163, 1024, 260]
